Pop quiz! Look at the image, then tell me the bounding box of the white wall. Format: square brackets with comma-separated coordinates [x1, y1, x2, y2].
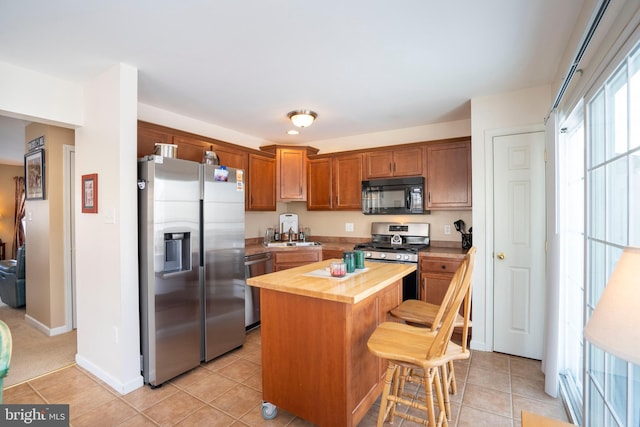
[470, 85, 552, 352]
[0, 61, 83, 128]
[309, 119, 471, 154]
[139, 102, 471, 156]
[74, 64, 143, 394]
[138, 103, 271, 150]
[245, 201, 473, 244]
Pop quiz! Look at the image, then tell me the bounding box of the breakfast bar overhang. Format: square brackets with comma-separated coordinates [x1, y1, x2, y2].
[246, 259, 416, 426]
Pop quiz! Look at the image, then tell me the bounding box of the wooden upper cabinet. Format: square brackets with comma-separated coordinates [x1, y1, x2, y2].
[426, 140, 472, 209]
[277, 148, 307, 201]
[171, 136, 249, 171]
[333, 153, 363, 210]
[364, 147, 423, 179]
[172, 136, 208, 163]
[138, 126, 171, 158]
[247, 154, 276, 211]
[307, 153, 362, 211]
[307, 157, 332, 210]
[211, 144, 248, 171]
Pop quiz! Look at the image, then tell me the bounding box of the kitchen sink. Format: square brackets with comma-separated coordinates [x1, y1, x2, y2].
[265, 241, 321, 247]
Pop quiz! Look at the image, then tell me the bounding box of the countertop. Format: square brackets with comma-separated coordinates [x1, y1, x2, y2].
[246, 259, 415, 305]
[245, 239, 468, 258]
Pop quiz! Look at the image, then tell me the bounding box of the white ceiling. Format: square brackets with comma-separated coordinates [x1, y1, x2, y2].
[0, 1, 586, 163]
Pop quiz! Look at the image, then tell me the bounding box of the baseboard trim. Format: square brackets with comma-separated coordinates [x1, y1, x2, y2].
[24, 314, 72, 336]
[75, 354, 144, 395]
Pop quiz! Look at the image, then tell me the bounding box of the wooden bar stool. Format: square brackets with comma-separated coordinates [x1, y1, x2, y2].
[389, 247, 476, 419]
[367, 251, 473, 426]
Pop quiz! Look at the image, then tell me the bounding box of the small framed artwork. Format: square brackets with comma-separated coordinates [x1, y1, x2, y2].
[82, 173, 98, 213]
[24, 149, 45, 200]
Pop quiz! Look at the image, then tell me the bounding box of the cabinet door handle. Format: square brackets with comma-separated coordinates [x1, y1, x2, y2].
[441, 265, 447, 270]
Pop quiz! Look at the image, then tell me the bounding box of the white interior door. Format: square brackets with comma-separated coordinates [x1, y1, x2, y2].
[493, 131, 546, 359]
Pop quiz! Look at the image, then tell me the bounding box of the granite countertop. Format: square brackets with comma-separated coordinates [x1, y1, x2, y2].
[244, 238, 358, 256]
[245, 238, 468, 258]
[419, 246, 468, 258]
[246, 259, 415, 304]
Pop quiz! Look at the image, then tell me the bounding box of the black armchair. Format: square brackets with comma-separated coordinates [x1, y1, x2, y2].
[0, 246, 25, 308]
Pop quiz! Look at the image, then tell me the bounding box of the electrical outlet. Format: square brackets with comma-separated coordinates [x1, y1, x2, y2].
[345, 223, 354, 232]
[444, 225, 451, 235]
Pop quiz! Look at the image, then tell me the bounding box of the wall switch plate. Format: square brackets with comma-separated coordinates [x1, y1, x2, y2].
[104, 207, 116, 224]
[345, 223, 354, 232]
[444, 225, 451, 235]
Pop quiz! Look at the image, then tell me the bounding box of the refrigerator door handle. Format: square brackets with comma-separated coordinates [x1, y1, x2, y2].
[160, 270, 193, 279]
[244, 256, 271, 266]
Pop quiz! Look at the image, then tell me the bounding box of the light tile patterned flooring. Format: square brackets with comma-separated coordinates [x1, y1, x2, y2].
[4, 328, 569, 426]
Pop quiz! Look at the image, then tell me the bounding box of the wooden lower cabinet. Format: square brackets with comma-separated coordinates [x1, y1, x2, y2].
[419, 256, 462, 304]
[260, 280, 401, 426]
[321, 249, 343, 261]
[419, 253, 470, 340]
[272, 250, 321, 271]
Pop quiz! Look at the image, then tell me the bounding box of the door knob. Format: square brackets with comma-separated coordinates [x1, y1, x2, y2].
[496, 252, 505, 260]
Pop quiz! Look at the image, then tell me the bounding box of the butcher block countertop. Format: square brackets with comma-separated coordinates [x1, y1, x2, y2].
[246, 259, 415, 305]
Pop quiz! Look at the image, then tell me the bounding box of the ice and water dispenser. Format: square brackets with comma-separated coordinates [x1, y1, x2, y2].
[163, 232, 191, 273]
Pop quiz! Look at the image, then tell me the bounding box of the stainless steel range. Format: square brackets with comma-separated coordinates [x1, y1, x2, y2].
[355, 222, 430, 300]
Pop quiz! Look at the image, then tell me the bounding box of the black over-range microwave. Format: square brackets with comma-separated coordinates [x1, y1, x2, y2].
[361, 177, 425, 215]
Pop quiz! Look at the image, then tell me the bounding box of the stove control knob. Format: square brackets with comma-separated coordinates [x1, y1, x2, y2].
[365, 252, 372, 258]
[403, 255, 410, 261]
[396, 254, 402, 260]
[380, 253, 386, 259]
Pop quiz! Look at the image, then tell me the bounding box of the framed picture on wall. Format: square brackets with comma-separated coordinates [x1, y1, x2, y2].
[24, 149, 45, 200]
[82, 173, 98, 213]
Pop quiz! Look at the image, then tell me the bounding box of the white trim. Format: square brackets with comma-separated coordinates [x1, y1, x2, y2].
[565, 2, 640, 115]
[75, 353, 144, 395]
[63, 144, 75, 331]
[25, 313, 71, 336]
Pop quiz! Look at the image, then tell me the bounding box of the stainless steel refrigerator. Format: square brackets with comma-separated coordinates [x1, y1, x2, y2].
[138, 156, 245, 386]
[200, 163, 246, 362]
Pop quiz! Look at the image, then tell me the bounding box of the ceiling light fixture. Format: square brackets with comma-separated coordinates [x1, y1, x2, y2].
[287, 110, 318, 128]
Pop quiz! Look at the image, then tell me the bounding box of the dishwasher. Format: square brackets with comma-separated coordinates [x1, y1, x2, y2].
[244, 252, 273, 330]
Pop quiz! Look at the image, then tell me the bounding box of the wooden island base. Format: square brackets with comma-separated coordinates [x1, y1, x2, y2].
[260, 280, 401, 426]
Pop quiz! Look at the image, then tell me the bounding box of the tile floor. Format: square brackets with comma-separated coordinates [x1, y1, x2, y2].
[4, 328, 569, 426]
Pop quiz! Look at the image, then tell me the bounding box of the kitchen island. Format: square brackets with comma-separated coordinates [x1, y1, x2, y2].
[246, 259, 415, 426]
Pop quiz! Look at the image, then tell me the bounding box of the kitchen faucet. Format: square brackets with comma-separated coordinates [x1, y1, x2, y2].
[288, 227, 294, 242]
